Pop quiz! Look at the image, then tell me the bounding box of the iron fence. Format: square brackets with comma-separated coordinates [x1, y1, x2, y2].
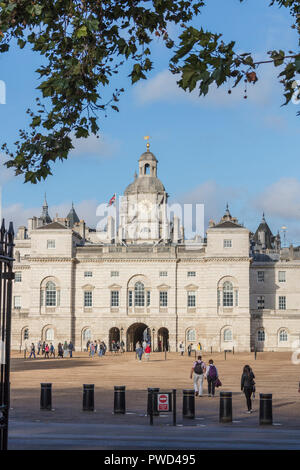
[0, 220, 14, 451]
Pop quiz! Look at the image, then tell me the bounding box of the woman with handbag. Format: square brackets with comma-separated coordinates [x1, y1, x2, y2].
[241, 365, 255, 413]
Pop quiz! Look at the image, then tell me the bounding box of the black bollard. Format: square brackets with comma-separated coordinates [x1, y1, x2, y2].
[219, 391, 232, 423]
[83, 384, 94, 411]
[147, 388, 160, 416]
[114, 386, 126, 414]
[40, 383, 52, 410]
[259, 393, 273, 425]
[182, 389, 195, 419]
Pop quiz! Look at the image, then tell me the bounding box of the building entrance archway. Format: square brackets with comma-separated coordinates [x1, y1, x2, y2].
[109, 327, 120, 351]
[126, 323, 149, 352]
[157, 327, 169, 352]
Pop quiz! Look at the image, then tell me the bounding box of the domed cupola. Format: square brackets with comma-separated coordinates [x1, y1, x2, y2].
[124, 140, 165, 195]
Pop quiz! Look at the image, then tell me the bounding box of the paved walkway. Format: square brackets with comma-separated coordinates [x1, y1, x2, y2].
[7, 351, 300, 449]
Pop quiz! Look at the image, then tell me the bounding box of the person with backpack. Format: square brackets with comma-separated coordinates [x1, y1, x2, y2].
[205, 359, 218, 397]
[190, 355, 206, 397]
[241, 365, 256, 413]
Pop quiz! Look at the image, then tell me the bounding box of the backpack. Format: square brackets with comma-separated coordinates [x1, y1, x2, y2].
[208, 365, 217, 379]
[194, 361, 203, 375]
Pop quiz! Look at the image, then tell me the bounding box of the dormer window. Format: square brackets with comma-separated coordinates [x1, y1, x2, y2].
[47, 239, 55, 249]
[224, 239, 232, 248]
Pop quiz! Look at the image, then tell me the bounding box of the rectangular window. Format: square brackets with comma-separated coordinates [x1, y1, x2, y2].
[128, 290, 132, 307]
[111, 291, 119, 307]
[223, 239, 232, 248]
[257, 296, 265, 310]
[14, 296, 21, 309]
[47, 239, 55, 249]
[84, 291, 93, 307]
[159, 271, 168, 277]
[279, 296, 286, 310]
[187, 291, 196, 307]
[257, 271, 264, 282]
[278, 271, 286, 283]
[15, 272, 22, 282]
[111, 271, 119, 277]
[187, 271, 196, 277]
[84, 271, 92, 277]
[147, 291, 151, 306]
[160, 291, 168, 307]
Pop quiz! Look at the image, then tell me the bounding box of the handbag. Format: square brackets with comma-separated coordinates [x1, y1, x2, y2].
[215, 378, 222, 388]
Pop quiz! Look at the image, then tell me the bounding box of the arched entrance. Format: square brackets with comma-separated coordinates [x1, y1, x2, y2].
[157, 327, 169, 352]
[126, 323, 149, 352]
[109, 327, 120, 351]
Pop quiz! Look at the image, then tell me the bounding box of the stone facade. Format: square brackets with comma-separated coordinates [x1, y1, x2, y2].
[11, 148, 300, 352]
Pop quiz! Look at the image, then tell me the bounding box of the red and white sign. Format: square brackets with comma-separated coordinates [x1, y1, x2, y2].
[157, 393, 169, 411]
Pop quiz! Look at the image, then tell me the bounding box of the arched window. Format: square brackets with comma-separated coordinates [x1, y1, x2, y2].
[224, 329, 232, 342]
[83, 328, 91, 341]
[223, 281, 233, 307]
[45, 328, 54, 341]
[279, 330, 288, 342]
[23, 328, 29, 340]
[46, 281, 56, 306]
[135, 281, 145, 307]
[187, 329, 196, 342]
[144, 163, 150, 175]
[257, 330, 265, 342]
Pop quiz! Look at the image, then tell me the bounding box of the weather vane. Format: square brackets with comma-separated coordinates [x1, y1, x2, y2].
[144, 135, 150, 151]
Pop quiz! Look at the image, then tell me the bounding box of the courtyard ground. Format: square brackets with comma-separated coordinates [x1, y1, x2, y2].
[7, 350, 300, 449]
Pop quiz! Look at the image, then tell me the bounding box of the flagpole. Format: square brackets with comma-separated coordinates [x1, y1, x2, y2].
[114, 193, 117, 246]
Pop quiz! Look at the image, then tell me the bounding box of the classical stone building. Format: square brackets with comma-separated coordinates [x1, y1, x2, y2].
[11, 146, 300, 352]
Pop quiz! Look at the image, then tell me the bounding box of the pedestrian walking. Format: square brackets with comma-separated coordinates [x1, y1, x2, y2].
[144, 344, 151, 361]
[45, 343, 50, 359]
[190, 355, 206, 397]
[42, 341, 46, 356]
[57, 342, 64, 358]
[241, 365, 255, 413]
[187, 343, 192, 357]
[205, 359, 218, 397]
[90, 342, 95, 358]
[29, 343, 36, 359]
[49, 343, 55, 358]
[136, 344, 143, 362]
[179, 342, 185, 356]
[63, 340, 68, 357]
[37, 340, 41, 355]
[68, 341, 74, 358]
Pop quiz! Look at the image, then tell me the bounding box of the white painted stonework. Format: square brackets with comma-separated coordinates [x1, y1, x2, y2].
[11, 149, 299, 352]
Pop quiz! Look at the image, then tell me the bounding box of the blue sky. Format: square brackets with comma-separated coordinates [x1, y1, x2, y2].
[1, 0, 300, 244]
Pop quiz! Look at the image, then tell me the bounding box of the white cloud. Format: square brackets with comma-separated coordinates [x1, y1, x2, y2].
[0, 153, 15, 186]
[70, 133, 121, 159]
[2, 199, 102, 231]
[253, 177, 300, 221]
[134, 63, 280, 108]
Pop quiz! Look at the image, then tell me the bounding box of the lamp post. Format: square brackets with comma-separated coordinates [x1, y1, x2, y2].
[120, 327, 124, 353]
[152, 328, 155, 351]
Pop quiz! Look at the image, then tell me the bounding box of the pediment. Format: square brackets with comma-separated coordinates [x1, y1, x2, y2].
[184, 284, 198, 291]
